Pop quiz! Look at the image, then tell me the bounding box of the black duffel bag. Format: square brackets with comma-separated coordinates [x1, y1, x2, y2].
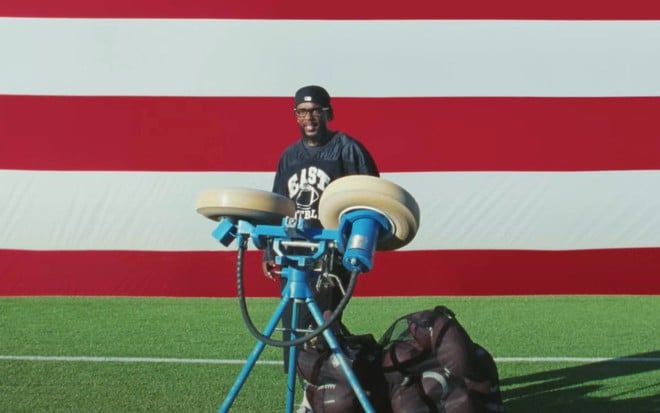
[380, 306, 504, 413]
[296, 332, 392, 413]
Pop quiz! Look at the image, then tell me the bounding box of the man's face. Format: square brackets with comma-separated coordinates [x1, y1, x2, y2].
[294, 102, 329, 138]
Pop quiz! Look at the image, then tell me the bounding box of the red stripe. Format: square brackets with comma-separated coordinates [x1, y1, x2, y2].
[3, 96, 660, 172]
[1, 0, 660, 20]
[1, 249, 658, 297]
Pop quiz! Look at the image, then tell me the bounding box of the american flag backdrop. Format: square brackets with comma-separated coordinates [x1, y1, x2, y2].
[2, 1, 660, 297]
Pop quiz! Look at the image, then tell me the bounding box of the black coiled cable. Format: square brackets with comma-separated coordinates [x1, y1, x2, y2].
[235, 235, 359, 348]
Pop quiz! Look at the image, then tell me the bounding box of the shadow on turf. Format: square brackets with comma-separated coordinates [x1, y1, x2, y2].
[500, 351, 660, 413]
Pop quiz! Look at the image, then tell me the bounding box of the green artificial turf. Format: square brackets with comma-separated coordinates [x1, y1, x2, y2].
[1, 296, 658, 412]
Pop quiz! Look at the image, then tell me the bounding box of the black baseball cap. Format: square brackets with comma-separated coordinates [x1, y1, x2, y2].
[294, 85, 331, 108]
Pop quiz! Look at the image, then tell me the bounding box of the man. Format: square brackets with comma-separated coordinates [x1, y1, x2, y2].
[263, 84, 379, 281]
[262, 86, 379, 406]
[266, 84, 379, 228]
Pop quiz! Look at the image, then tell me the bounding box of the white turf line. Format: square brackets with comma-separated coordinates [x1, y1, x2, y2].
[1, 355, 660, 365]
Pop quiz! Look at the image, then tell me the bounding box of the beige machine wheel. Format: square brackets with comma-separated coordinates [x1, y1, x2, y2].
[319, 176, 420, 251]
[196, 188, 296, 225]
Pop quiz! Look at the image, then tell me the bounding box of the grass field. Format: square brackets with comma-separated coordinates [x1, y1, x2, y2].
[1, 296, 659, 412]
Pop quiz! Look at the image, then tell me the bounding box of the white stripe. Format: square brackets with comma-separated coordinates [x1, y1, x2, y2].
[1, 18, 660, 97]
[397, 170, 660, 251]
[2, 170, 660, 251]
[0, 355, 281, 365]
[2, 355, 658, 365]
[496, 357, 660, 363]
[0, 170, 274, 252]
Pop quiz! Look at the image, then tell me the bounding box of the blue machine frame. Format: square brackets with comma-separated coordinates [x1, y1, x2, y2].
[212, 210, 390, 413]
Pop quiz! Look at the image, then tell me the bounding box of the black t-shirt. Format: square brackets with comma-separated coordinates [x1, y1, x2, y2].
[272, 131, 379, 223]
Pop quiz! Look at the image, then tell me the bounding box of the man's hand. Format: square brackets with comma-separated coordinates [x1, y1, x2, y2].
[262, 260, 280, 280]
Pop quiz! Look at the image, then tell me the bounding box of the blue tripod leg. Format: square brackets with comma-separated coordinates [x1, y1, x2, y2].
[285, 298, 300, 413]
[218, 295, 291, 413]
[305, 300, 376, 413]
